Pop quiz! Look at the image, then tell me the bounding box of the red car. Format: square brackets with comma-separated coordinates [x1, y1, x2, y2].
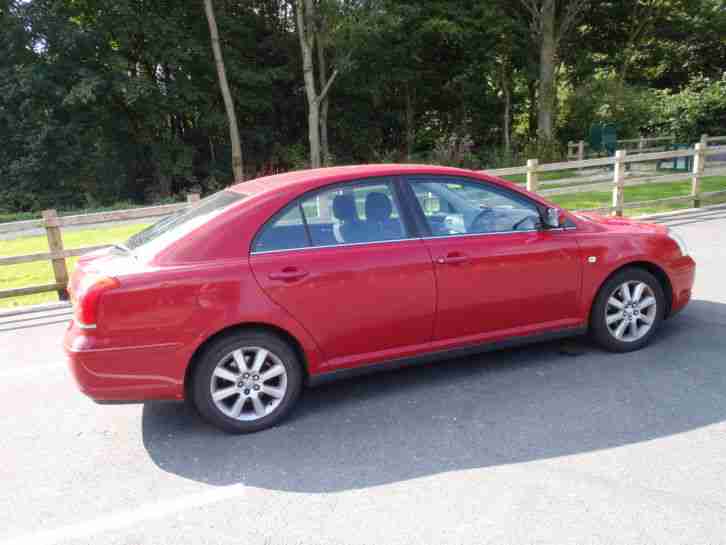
[64, 165, 695, 433]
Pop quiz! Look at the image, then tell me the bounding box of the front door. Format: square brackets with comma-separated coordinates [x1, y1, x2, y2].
[405, 176, 582, 344]
[250, 178, 436, 370]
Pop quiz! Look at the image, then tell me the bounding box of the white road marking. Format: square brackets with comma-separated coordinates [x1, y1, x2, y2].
[0, 363, 66, 380]
[2, 484, 249, 545]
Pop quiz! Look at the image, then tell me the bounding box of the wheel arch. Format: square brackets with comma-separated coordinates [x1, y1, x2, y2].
[184, 322, 310, 399]
[590, 260, 674, 322]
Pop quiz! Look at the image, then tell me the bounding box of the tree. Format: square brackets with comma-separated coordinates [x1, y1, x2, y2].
[295, 0, 339, 168]
[518, 0, 589, 140]
[203, 0, 244, 181]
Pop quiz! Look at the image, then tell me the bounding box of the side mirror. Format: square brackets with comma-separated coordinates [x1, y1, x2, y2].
[544, 207, 565, 228]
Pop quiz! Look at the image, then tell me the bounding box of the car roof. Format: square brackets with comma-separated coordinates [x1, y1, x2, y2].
[227, 164, 503, 198]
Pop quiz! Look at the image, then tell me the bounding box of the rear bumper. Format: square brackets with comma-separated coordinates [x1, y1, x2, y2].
[667, 255, 696, 317]
[64, 321, 188, 403]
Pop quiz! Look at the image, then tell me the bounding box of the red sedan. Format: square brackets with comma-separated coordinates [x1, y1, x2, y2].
[64, 165, 695, 433]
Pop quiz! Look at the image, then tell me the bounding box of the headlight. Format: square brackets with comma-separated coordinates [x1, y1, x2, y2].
[667, 230, 689, 257]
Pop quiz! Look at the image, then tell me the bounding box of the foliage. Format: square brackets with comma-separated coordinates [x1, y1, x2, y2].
[558, 77, 658, 143]
[0, 0, 724, 214]
[648, 76, 726, 141]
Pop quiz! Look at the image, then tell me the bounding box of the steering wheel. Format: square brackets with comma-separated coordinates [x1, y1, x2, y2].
[469, 207, 495, 232]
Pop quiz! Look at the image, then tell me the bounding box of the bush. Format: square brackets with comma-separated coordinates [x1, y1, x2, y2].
[648, 75, 726, 142]
[558, 77, 657, 144]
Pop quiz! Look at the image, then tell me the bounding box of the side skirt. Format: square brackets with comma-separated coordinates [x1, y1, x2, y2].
[308, 325, 588, 387]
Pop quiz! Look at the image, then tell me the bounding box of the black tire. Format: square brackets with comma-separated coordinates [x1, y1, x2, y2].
[191, 330, 304, 433]
[590, 267, 666, 353]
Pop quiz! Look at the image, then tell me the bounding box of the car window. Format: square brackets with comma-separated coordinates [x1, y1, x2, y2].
[301, 180, 406, 246]
[253, 204, 311, 253]
[254, 179, 408, 252]
[408, 177, 542, 236]
[126, 190, 246, 252]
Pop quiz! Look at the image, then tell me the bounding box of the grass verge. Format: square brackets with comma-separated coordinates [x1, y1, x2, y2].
[0, 223, 149, 308]
[549, 175, 726, 215]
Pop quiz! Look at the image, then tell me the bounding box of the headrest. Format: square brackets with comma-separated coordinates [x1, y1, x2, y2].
[365, 192, 393, 222]
[333, 194, 358, 222]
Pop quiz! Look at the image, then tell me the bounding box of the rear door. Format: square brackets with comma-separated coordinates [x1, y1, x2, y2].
[405, 176, 583, 344]
[249, 178, 436, 370]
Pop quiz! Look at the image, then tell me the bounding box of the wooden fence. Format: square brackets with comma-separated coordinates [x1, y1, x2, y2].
[487, 135, 726, 216]
[0, 194, 200, 301]
[2, 136, 726, 304]
[566, 134, 726, 162]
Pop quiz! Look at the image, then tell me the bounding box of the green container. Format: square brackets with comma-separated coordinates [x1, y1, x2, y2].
[588, 124, 618, 155]
[657, 144, 693, 172]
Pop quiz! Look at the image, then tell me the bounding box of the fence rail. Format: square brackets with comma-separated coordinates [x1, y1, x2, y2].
[0, 194, 200, 301]
[484, 137, 726, 217]
[2, 136, 726, 304]
[565, 133, 725, 162]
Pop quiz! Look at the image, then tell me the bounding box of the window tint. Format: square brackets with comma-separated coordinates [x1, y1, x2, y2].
[252, 179, 408, 253]
[301, 180, 406, 246]
[409, 178, 542, 236]
[253, 204, 310, 252]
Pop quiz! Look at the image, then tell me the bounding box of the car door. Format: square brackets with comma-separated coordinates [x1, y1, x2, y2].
[404, 175, 583, 344]
[249, 178, 436, 370]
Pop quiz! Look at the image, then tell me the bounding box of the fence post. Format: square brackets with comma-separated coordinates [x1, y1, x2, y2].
[638, 136, 645, 151]
[186, 192, 201, 204]
[42, 209, 69, 301]
[526, 159, 539, 193]
[611, 150, 626, 217]
[577, 140, 585, 162]
[692, 142, 706, 208]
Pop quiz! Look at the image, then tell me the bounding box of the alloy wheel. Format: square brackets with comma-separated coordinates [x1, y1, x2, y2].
[209, 347, 288, 421]
[605, 281, 657, 342]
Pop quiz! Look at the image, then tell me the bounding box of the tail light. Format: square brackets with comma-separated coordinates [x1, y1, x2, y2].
[70, 275, 120, 330]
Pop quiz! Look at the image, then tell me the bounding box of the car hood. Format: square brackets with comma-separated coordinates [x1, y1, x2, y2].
[574, 212, 668, 235]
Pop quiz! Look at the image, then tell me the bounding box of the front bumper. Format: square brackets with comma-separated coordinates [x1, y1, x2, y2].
[667, 255, 696, 317]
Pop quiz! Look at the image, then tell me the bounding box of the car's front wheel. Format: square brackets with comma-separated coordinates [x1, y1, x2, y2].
[191, 330, 303, 433]
[591, 267, 666, 352]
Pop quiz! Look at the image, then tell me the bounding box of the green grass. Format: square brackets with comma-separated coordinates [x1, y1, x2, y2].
[2, 173, 726, 309]
[503, 169, 579, 185]
[0, 223, 149, 308]
[550, 175, 726, 216]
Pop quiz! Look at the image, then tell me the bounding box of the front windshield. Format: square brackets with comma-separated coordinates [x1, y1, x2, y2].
[125, 190, 246, 251]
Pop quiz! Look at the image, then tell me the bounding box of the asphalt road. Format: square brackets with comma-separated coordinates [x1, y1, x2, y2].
[2, 208, 726, 545]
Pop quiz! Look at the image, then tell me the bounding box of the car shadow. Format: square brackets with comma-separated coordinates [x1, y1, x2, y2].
[142, 299, 726, 493]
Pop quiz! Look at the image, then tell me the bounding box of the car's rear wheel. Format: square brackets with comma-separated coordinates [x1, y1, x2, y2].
[191, 330, 303, 433]
[591, 267, 666, 352]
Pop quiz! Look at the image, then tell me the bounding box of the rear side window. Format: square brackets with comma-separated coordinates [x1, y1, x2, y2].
[252, 179, 407, 253]
[252, 204, 310, 253]
[125, 191, 245, 250]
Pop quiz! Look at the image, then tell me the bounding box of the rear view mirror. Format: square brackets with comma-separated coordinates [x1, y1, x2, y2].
[544, 207, 565, 228]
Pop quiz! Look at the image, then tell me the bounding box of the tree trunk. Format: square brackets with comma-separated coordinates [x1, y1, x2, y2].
[204, 0, 244, 181]
[296, 0, 321, 168]
[317, 35, 330, 166]
[497, 56, 513, 154]
[528, 79, 537, 139]
[537, 0, 556, 140]
[503, 84, 512, 154]
[405, 85, 415, 161]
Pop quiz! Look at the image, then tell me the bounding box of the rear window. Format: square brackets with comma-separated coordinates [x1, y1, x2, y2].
[126, 191, 245, 251]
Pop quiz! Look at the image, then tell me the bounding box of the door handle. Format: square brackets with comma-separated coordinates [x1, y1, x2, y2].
[436, 253, 470, 265]
[268, 269, 309, 281]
